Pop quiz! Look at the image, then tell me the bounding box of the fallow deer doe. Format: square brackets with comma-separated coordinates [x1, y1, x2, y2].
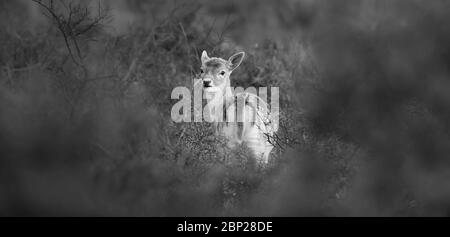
[198, 50, 279, 164]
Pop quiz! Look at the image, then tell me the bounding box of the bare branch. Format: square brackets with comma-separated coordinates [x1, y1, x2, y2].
[32, 0, 110, 67]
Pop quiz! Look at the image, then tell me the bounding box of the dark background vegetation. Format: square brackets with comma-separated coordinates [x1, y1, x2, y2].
[1, 0, 450, 216]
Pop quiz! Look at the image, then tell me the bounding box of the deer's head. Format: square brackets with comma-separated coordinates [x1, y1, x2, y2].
[200, 50, 245, 96]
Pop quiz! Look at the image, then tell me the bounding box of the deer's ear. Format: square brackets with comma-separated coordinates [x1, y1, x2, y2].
[201, 50, 209, 64]
[228, 52, 245, 71]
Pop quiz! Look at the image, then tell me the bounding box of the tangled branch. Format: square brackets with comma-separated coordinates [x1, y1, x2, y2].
[32, 0, 110, 66]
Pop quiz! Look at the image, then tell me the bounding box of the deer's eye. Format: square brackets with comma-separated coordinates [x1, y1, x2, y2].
[200, 69, 204, 74]
[220, 71, 226, 76]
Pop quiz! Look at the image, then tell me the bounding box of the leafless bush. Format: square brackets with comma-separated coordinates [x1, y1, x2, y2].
[32, 0, 110, 67]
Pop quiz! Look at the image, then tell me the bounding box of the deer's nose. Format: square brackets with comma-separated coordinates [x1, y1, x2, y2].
[203, 80, 212, 87]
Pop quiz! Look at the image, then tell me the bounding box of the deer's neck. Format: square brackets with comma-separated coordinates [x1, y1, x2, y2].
[205, 86, 233, 123]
